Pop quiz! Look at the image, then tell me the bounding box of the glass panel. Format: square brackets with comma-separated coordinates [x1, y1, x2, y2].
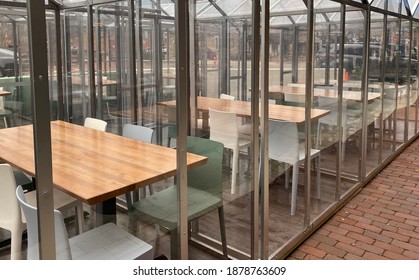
[93, 3, 132, 135]
[407, 22, 418, 140]
[413, 22, 419, 135]
[394, 19, 411, 144]
[271, 0, 307, 13]
[340, 9, 364, 195]
[62, 9, 90, 125]
[311, 3, 341, 226]
[190, 0, 254, 259]
[388, 0, 402, 13]
[372, 0, 386, 10]
[382, 15, 400, 160]
[0, 8, 31, 128]
[366, 15, 385, 177]
[267, 2, 311, 257]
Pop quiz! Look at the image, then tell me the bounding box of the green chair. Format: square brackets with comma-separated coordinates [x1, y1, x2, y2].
[130, 136, 228, 259]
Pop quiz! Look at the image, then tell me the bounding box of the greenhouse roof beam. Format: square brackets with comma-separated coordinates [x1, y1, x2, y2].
[150, 0, 172, 17]
[208, 0, 227, 17]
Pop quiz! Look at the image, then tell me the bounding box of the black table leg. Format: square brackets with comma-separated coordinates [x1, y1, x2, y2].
[95, 197, 117, 226]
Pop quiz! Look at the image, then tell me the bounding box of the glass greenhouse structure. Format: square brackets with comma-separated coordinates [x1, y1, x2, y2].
[1, 0, 419, 260]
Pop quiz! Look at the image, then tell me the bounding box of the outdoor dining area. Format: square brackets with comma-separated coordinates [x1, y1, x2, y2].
[1, 0, 419, 260]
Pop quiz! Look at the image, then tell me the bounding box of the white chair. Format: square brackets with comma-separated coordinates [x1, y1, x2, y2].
[0, 164, 26, 259]
[220, 93, 236, 100]
[316, 96, 349, 157]
[84, 117, 107, 131]
[197, 94, 236, 130]
[16, 185, 153, 260]
[238, 98, 276, 135]
[122, 124, 154, 209]
[268, 120, 321, 216]
[83, 117, 107, 222]
[209, 108, 251, 194]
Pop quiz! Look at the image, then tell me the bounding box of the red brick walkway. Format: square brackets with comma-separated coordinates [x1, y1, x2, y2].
[287, 138, 419, 260]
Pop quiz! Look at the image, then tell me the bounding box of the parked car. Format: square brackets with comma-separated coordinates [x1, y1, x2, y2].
[0, 48, 16, 77]
[316, 43, 417, 83]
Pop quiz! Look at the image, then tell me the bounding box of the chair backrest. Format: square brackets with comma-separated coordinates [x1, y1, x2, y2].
[186, 136, 224, 197]
[84, 117, 107, 131]
[209, 108, 239, 150]
[283, 93, 305, 107]
[0, 164, 22, 228]
[15, 185, 72, 260]
[317, 96, 348, 126]
[4, 100, 23, 114]
[220, 93, 235, 100]
[268, 120, 299, 165]
[122, 124, 154, 143]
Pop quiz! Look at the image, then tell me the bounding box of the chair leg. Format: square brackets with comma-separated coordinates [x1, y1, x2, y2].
[284, 163, 290, 189]
[10, 226, 23, 260]
[75, 205, 84, 234]
[316, 156, 321, 199]
[148, 184, 154, 195]
[291, 164, 299, 216]
[170, 229, 178, 260]
[125, 192, 132, 211]
[217, 206, 228, 259]
[231, 147, 239, 194]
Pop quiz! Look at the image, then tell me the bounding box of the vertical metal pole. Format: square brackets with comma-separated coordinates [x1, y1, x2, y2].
[63, 14, 73, 122]
[335, 4, 345, 201]
[128, 0, 138, 123]
[292, 25, 299, 83]
[95, 9, 103, 120]
[404, 21, 412, 143]
[360, 8, 371, 183]
[241, 21, 248, 101]
[260, 0, 269, 260]
[325, 22, 331, 85]
[27, 0, 56, 260]
[304, 0, 314, 227]
[250, 0, 260, 260]
[87, 5, 96, 118]
[379, 13, 388, 163]
[175, 0, 189, 260]
[279, 29, 284, 86]
[220, 18, 228, 94]
[55, 11, 64, 121]
[392, 17, 402, 152]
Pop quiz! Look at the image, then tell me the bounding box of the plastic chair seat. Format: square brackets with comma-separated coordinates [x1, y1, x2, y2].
[132, 185, 222, 231]
[16, 185, 153, 260]
[69, 223, 153, 260]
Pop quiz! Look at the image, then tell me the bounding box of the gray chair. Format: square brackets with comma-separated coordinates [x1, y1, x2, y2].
[122, 123, 154, 209]
[16, 185, 153, 260]
[130, 136, 228, 259]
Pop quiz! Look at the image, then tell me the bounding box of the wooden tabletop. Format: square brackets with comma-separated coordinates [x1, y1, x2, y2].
[0, 120, 207, 204]
[159, 96, 329, 124]
[314, 80, 397, 90]
[0, 89, 11, 97]
[269, 85, 381, 101]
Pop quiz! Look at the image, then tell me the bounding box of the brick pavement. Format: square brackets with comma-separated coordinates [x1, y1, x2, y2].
[287, 137, 419, 260]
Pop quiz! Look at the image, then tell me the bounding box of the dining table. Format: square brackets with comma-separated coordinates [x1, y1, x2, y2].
[0, 120, 207, 223]
[158, 95, 330, 123]
[268, 84, 381, 102]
